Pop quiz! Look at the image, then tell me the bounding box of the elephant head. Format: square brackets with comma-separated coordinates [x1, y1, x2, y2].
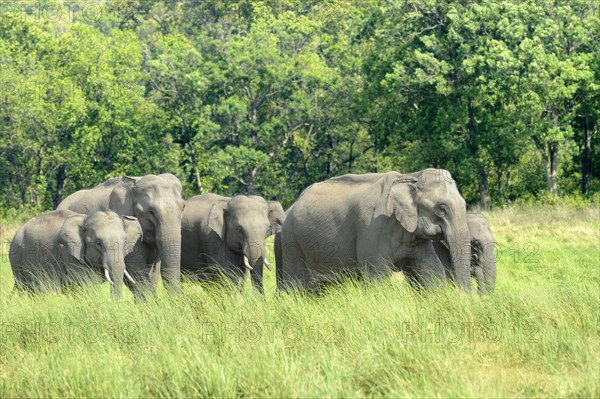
[108, 173, 185, 293]
[58, 211, 143, 299]
[381, 169, 472, 291]
[208, 196, 284, 293]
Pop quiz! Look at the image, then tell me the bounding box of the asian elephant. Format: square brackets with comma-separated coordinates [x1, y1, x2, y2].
[57, 174, 185, 295]
[181, 194, 285, 293]
[9, 210, 142, 299]
[276, 169, 472, 292]
[433, 212, 496, 295]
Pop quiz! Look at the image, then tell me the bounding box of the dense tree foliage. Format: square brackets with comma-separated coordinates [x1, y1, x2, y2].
[0, 0, 598, 210]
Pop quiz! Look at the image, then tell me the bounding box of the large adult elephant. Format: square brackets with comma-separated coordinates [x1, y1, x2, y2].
[433, 212, 496, 295]
[181, 194, 285, 293]
[57, 174, 185, 295]
[276, 169, 472, 292]
[9, 210, 142, 299]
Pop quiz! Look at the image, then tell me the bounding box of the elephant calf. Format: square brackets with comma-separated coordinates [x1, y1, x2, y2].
[181, 194, 285, 293]
[9, 210, 143, 299]
[433, 212, 497, 295]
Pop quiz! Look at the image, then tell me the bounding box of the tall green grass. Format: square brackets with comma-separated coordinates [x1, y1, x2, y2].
[0, 205, 598, 397]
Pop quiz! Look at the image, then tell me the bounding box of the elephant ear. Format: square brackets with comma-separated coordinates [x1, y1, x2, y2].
[57, 214, 87, 263]
[376, 174, 419, 233]
[207, 202, 226, 241]
[108, 177, 137, 216]
[267, 200, 284, 236]
[122, 216, 143, 256]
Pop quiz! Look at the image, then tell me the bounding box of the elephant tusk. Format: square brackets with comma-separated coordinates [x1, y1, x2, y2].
[264, 258, 272, 271]
[124, 269, 136, 284]
[104, 269, 114, 285]
[243, 255, 254, 270]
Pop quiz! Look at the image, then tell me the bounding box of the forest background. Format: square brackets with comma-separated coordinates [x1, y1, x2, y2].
[0, 0, 598, 214]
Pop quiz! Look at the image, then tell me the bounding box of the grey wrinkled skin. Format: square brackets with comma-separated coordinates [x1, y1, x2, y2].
[57, 174, 185, 297]
[9, 210, 142, 300]
[181, 194, 285, 294]
[433, 212, 496, 295]
[276, 169, 472, 293]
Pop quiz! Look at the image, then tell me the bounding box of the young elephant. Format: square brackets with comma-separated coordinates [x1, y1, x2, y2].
[181, 194, 285, 293]
[9, 210, 143, 299]
[433, 212, 496, 295]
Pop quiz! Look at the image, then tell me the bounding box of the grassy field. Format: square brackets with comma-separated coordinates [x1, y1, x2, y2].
[0, 205, 598, 398]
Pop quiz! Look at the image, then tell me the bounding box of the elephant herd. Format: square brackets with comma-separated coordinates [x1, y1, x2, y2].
[8, 169, 496, 300]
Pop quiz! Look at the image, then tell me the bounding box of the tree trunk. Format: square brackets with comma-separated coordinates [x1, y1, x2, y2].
[54, 164, 66, 208]
[548, 141, 559, 196]
[466, 100, 490, 210]
[250, 105, 258, 148]
[186, 141, 203, 194]
[533, 136, 559, 196]
[9, 149, 26, 206]
[246, 169, 258, 195]
[496, 168, 504, 201]
[478, 164, 490, 211]
[581, 116, 592, 194]
[34, 148, 44, 207]
[181, 117, 203, 194]
[246, 180, 257, 195]
[348, 140, 354, 173]
[326, 134, 333, 175]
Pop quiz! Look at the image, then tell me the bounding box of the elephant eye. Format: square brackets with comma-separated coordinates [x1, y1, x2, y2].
[96, 240, 102, 247]
[435, 204, 448, 217]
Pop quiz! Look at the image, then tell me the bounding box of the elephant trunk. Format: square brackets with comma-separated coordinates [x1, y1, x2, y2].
[445, 221, 472, 292]
[474, 243, 496, 295]
[104, 259, 125, 300]
[244, 241, 266, 294]
[156, 224, 182, 295]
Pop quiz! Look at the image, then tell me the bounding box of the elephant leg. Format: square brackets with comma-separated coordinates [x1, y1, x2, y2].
[13, 280, 35, 296]
[236, 274, 245, 292]
[124, 245, 157, 301]
[149, 260, 161, 289]
[136, 243, 161, 291]
[275, 232, 284, 290]
[237, 268, 250, 292]
[362, 261, 394, 282]
[227, 268, 245, 292]
[405, 241, 446, 289]
[402, 266, 425, 290]
[432, 240, 454, 281]
[123, 271, 153, 302]
[278, 232, 317, 292]
[210, 260, 247, 292]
